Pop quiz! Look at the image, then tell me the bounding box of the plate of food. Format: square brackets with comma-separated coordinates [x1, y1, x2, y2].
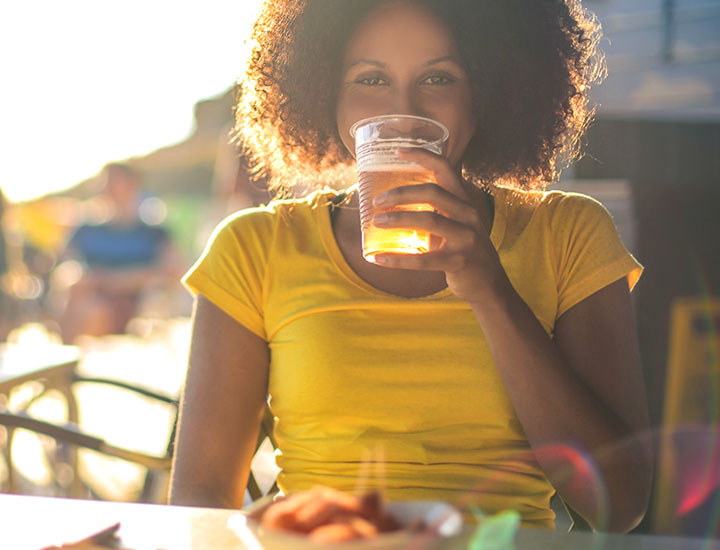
[227, 487, 463, 549]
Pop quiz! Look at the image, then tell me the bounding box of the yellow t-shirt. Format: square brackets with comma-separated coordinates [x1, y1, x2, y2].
[183, 186, 642, 528]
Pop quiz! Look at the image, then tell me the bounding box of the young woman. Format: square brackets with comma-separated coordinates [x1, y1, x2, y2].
[170, 0, 653, 531]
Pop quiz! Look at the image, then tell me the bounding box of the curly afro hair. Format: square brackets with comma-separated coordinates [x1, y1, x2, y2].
[235, 0, 604, 195]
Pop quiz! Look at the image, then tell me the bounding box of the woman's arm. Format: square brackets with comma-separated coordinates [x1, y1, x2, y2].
[469, 275, 652, 532]
[371, 149, 653, 532]
[169, 294, 270, 508]
[553, 279, 652, 530]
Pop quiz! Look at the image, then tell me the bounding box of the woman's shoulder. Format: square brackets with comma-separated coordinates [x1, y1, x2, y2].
[217, 188, 335, 229]
[492, 185, 617, 248]
[495, 185, 610, 223]
[228, 188, 339, 220]
[206, 187, 341, 252]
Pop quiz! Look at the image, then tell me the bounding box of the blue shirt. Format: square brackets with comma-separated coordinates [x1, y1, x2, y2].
[69, 222, 168, 269]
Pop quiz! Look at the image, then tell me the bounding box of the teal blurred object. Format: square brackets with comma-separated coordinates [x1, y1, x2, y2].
[468, 507, 521, 550]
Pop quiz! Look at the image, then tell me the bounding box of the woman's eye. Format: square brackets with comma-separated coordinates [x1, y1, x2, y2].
[421, 74, 453, 85]
[356, 76, 388, 86]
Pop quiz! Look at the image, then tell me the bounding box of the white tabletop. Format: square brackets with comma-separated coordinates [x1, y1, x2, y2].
[0, 494, 717, 550]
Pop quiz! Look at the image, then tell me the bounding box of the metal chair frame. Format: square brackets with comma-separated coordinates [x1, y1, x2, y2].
[0, 373, 178, 502]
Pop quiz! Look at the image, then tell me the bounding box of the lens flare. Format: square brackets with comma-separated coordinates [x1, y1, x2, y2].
[451, 442, 609, 531]
[675, 427, 720, 517]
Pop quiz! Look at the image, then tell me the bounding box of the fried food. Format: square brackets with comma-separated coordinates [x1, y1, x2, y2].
[259, 487, 403, 542]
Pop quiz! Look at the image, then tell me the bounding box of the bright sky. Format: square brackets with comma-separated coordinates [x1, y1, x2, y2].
[0, 0, 263, 203]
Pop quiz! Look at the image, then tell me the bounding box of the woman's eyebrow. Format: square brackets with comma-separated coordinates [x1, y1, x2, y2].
[345, 55, 462, 71]
[346, 59, 387, 70]
[423, 55, 462, 67]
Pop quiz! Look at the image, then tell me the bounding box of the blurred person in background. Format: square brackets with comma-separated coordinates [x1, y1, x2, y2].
[54, 163, 183, 344]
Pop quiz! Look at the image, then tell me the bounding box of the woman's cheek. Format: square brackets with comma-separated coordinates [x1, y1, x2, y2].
[339, 89, 390, 115]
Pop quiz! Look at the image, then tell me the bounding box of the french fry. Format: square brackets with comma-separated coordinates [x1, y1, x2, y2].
[259, 487, 403, 541]
[261, 491, 319, 532]
[308, 515, 378, 542]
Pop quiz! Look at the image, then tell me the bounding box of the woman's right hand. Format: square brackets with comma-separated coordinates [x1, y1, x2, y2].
[370, 147, 505, 305]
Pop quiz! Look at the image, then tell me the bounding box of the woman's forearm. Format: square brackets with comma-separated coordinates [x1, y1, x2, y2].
[468, 276, 652, 531]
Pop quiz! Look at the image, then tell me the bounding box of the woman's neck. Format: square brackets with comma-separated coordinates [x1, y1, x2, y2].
[328, 179, 493, 298]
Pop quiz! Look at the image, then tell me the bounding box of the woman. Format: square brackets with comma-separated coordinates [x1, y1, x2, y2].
[170, 0, 653, 531]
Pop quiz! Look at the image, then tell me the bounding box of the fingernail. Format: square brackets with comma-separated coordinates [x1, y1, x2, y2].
[373, 193, 388, 206]
[373, 213, 389, 224]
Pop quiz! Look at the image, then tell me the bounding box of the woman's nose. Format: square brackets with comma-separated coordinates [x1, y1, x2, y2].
[390, 87, 424, 119]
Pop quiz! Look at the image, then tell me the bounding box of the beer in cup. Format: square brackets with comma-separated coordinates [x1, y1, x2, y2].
[350, 115, 449, 262]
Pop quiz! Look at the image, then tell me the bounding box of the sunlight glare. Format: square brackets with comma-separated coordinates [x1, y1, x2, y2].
[0, 0, 263, 203]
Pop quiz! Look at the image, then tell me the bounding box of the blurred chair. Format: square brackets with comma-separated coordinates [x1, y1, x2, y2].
[0, 383, 277, 505]
[246, 407, 278, 502]
[0, 373, 178, 503]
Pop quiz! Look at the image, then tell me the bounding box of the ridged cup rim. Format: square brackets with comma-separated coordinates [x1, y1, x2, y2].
[349, 114, 449, 145]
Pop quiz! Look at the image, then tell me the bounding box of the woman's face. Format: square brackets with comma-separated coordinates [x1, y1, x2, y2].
[336, 1, 475, 167]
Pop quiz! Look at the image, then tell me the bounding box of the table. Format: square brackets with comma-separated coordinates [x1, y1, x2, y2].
[0, 494, 717, 550]
[0, 344, 82, 494]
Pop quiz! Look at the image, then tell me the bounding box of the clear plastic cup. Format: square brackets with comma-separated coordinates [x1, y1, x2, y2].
[350, 115, 449, 262]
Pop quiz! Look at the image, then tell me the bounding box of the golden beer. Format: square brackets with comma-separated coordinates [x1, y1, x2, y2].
[358, 166, 436, 261]
[351, 115, 448, 262]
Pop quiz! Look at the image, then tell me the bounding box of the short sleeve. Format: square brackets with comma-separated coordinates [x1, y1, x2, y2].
[182, 208, 274, 340]
[551, 193, 643, 318]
